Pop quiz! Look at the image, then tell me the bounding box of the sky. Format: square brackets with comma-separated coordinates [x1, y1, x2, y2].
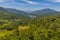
[0, 0, 60, 11]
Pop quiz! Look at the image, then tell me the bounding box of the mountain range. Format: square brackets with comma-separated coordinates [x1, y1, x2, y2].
[31, 8, 57, 15]
[0, 7, 60, 18]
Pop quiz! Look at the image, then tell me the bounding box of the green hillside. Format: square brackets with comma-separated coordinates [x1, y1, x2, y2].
[0, 15, 60, 40]
[0, 7, 60, 40]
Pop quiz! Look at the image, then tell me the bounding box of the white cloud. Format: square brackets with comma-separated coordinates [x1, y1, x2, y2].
[47, 0, 60, 2]
[12, 3, 25, 5]
[40, 3, 50, 5]
[0, 0, 5, 2]
[22, 0, 38, 5]
[44, 4, 50, 5]
[0, 0, 14, 2]
[53, 0, 60, 2]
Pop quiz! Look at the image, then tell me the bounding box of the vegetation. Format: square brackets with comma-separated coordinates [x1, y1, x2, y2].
[0, 7, 60, 40]
[0, 15, 60, 40]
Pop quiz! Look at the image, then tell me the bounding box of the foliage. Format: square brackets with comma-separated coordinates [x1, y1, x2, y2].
[0, 12, 60, 40]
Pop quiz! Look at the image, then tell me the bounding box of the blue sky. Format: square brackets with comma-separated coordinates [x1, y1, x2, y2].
[0, 0, 60, 11]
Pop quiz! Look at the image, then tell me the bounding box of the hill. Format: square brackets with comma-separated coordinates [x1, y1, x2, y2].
[0, 7, 29, 19]
[31, 8, 59, 16]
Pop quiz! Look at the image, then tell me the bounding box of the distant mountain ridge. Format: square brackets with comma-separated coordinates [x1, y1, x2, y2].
[0, 7, 7, 12]
[5, 8, 26, 13]
[0, 7, 29, 19]
[0, 7, 60, 17]
[31, 8, 58, 16]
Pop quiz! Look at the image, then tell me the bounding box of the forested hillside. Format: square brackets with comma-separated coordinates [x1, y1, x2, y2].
[0, 7, 60, 40]
[0, 15, 60, 40]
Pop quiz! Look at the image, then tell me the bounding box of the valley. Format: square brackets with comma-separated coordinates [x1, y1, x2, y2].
[0, 7, 60, 40]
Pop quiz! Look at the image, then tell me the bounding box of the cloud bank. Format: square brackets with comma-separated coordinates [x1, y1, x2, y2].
[48, 0, 60, 2]
[22, 0, 38, 5]
[0, 0, 5, 2]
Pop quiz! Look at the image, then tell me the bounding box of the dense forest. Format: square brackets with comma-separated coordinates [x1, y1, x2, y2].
[0, 7, 60, 40]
